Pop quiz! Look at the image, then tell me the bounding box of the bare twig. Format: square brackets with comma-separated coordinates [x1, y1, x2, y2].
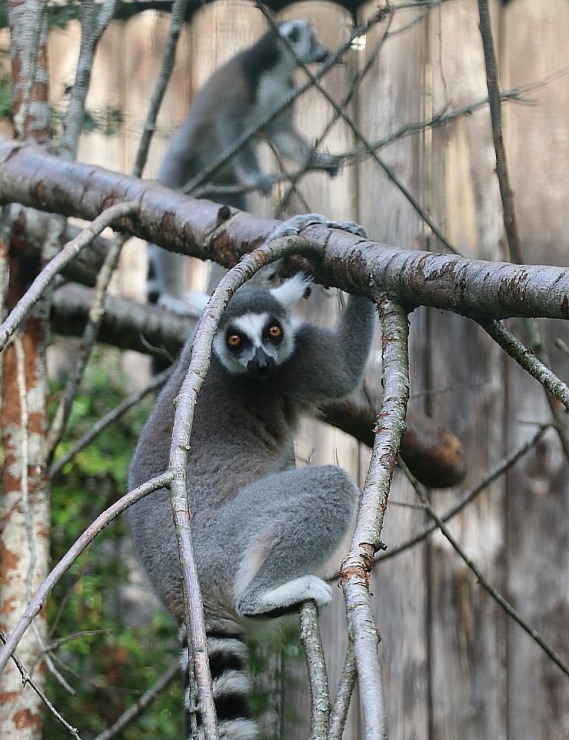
[379, 423, 550, 561]
[401, 460, 569, 679]
[93, 662, 180, 740]
[341, 297, 410, 738]
[0, 202, 139, 353]
[299, 601, 331, 739]
[46, 235, 129, 455]
[479, 319, 569, 409]
[327, 641, 357, 740]
[133, 0, 190, 177]
[477, 0, 523, 263]
[0, 631, 81, 739]
[50, 366, 173, 479]
[0, 471, 175, 675]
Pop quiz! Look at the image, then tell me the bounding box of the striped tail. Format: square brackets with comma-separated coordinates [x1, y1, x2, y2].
[180, 629, 259, 739]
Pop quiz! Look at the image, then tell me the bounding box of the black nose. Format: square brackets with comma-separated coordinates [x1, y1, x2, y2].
[247, 348, 276, 378]
[312, 45, 331, 64]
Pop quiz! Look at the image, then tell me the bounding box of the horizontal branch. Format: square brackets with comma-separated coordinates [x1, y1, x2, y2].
[1, 138, 569, 320]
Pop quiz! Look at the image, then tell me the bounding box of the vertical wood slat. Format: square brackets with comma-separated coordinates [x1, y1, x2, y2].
[501, 1, 569, 738]
[356, 3, 430, 739]
[428, 2, 507, 739]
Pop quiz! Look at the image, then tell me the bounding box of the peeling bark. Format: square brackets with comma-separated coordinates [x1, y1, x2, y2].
[0, 3, 52, 737]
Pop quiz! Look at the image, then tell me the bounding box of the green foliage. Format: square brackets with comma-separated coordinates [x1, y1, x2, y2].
[51, 99, 124, 139]
[47, 350, 182, 738]
[0, 43, 11, 122]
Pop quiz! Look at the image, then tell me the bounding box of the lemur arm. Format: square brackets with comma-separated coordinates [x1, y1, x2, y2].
[267, 111, 340, 176]
[289, 294, 375, 405]
[218, 107, 275, 196]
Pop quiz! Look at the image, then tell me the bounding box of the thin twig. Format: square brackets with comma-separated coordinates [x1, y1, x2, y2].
[299, 601, 331, 739]
[0, 471, 175, 675]
[133, 0, 190, 177]
[401, 460, 569, 679]
[0, 630, 81, 738]
[93, 662, 180, 740]
[477, 0, 523, 263]
[327, 641, 357, 740]
[0, 202, 139, 353]
[50, 366, 172, 479]
[479, 319, 569, 409]
[379, 423, 549, 561]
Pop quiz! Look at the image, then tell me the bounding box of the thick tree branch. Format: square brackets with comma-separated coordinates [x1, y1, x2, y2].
[1, 138, 568, 320]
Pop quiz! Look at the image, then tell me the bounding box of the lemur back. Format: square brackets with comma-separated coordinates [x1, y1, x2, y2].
[147, 19, 341, 316]
[127, 275, 375, 737]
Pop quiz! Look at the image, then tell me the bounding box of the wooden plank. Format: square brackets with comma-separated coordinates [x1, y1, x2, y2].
[501, 1, 569, 737]
[427, 1, 507, 738]
[355, 3, 430, 739]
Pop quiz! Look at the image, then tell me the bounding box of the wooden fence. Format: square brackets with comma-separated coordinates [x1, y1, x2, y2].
[48, 0, 569, 737]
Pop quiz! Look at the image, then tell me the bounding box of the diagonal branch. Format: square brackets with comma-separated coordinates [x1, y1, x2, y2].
[0, 471, 175, 676]
[400, 460, 569, 679]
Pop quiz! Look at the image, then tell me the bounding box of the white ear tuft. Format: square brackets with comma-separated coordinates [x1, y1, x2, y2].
[271, 273, 312, 311]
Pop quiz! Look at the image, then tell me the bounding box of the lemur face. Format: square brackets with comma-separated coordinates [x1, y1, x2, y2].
[278, 19, 331, 65]
[218, 312, 291, 378]
[213, 274, 311, 378]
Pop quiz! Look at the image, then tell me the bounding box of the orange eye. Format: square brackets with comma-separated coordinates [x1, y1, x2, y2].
[268, 325, 282, 339]
[227, 334, 241, 347]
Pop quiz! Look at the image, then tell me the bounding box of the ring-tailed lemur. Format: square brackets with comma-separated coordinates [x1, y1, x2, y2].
[128, 265, 374, 737]
[147, 18, 341, 317]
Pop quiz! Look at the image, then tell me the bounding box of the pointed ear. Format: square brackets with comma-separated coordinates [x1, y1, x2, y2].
[271, 273, 312, 312]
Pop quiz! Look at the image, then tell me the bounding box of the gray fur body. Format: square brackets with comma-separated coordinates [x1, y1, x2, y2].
[128, 278, 374, 736]
[147, 19, 340, 315]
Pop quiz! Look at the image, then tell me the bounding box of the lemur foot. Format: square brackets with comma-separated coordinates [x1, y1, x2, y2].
[269, 213, 367, 241]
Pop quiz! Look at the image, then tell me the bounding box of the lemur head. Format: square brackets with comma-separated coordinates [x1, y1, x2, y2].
[213, 273, 311, 379]
[277, 19, 331, 65]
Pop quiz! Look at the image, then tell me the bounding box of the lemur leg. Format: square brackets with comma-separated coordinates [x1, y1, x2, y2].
[230, 465, 359, 617]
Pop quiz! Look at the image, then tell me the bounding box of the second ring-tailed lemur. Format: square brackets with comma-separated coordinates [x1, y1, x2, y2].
[147, 18, 342, 316]
[128, 268, 374, 737]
